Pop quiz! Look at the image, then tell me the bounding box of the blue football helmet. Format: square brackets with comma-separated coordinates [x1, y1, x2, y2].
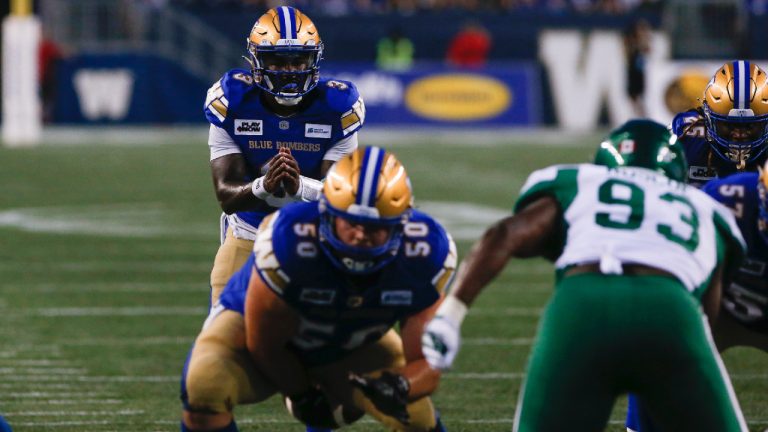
[246, 6, 323, 100]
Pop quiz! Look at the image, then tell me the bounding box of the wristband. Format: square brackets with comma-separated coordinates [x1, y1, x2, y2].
[251, 176, 271, 200]
[292, 176, 324, 202]
[436, 295, 468, 326]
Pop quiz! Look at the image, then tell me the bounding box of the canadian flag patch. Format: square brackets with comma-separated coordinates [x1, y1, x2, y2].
[619, 139, 635, 153]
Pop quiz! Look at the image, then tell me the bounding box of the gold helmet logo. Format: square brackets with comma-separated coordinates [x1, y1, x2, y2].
[248, 7, 320, 48]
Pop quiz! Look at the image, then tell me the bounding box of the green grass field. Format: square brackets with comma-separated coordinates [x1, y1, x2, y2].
[0, 132, 765, 431]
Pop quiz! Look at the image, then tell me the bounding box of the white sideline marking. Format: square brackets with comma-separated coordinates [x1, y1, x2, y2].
[1, 392, 115, 398]
[3, 282, 206, 293]
[0, 261, 210, 273]
[0, 359, 71, 366]
[419, 200, 509, 241]
[30, 306, 207, 317]
[20, 399, 123, 405]
[0, 203, 214, 238]
[7, 409, 142, 417]
[0, 367, 86, 375]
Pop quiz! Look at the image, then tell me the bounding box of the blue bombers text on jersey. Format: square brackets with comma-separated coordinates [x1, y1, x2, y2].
[673, 109, 768, 188]
[204, 69, 366, 228]
[703, 173, 768, 332]
[219, 202, 457, 366]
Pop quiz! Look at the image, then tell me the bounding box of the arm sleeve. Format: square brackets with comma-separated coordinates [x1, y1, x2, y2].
[323, 133, 358, 162]
[209, 124, 242, 161]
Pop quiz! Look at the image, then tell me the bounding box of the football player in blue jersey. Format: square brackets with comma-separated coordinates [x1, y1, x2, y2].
[180, 147, 455, 432]
[672, 61, 768, 187]
[703, 164, 768, 352]
[204, 6, 365, 305]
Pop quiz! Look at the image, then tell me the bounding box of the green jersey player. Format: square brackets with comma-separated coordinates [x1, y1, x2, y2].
[422, 120, 748, 432]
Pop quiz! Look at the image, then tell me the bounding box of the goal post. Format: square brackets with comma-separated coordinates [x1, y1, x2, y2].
[2, 0, 41, 147]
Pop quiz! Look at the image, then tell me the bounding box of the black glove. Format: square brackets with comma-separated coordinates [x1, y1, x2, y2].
[286, 387, 340, 429]
[349, 371, 410, 425]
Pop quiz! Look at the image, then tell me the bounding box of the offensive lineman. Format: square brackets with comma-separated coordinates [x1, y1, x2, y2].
[181, 147, 454, 432]
[422, 120, 748, 431]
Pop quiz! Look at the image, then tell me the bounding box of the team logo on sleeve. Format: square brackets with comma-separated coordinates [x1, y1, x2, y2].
[234, 119, 263, 135]
[305, 123, 332, 138]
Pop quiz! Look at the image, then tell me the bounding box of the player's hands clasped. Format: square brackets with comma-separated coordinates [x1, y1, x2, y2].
[349, 372, 410, 425]
[264, 147, 300, 196]
[421, 315, 461, 371]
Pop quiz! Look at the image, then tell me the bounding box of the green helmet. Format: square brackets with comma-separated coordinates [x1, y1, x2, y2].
[594, 119, 688, 182]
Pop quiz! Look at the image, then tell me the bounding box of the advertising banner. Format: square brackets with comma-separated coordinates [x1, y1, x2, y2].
[324, 63, 541, 126]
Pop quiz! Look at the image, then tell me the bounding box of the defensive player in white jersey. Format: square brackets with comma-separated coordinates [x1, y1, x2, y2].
[421, 120, 748, 431]
[205, 6, 364, 305]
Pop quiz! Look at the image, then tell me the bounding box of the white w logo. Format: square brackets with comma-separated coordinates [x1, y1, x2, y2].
[73, 69, 134, 121]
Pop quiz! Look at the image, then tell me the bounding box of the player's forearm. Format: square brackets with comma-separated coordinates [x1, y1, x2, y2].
[399, 359, 440, 400]
[451, 222, 515, 306]
[214, 181, 265, 214]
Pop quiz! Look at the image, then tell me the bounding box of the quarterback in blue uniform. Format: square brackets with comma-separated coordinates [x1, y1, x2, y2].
[205, 6, 365, 304]
[181, 147, 455, 432]
[671, 61, 768, 188]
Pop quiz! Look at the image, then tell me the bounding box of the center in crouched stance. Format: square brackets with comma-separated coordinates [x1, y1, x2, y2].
[180, 147, 455, 432]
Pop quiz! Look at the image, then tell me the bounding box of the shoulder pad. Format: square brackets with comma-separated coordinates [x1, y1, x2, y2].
[515, 164, 582, 214]
[204, 69, 255, 127]
[703, 172, 759, 202]
[252, 211, 291, 295]
[404, 211, 458, 294]
[322, 79, 365, 137]
[672, 110, 705, 139]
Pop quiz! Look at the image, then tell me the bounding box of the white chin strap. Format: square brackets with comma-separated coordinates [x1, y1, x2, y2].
[275, 95, 303, 106]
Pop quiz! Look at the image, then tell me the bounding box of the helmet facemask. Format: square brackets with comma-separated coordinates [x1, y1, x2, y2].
[318, 199, 409, 275]
[702, 60, 768, 169]
[703, 105, 768, 169]
[247, 42, 322, 102]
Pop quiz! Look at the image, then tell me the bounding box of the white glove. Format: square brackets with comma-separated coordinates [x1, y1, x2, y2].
[422, 315, 461, 371]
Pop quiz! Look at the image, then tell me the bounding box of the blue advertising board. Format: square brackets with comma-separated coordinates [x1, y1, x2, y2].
[52, 55, 540, 126]
[324, 63, 541, 126]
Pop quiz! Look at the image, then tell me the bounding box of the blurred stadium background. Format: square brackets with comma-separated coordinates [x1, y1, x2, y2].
[1, 0, 767, 431]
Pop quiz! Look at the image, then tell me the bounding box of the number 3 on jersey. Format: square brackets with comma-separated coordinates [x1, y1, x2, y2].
[595, 179, 699, 251]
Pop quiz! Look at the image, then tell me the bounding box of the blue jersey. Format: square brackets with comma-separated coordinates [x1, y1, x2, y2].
[672, 109, 768, 188]
[703, 173, 768, 332]
[220, 203, 457, 366]
[204, 69, 365, 228]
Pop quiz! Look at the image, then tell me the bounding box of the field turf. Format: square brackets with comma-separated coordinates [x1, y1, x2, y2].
[0, 132, 765, 431]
